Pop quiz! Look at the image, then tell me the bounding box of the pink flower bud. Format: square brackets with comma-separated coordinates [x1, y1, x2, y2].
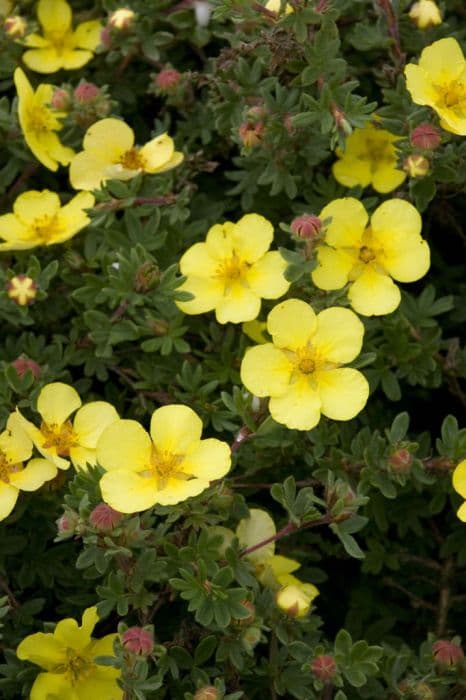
[122, 627, 154, 655]
[57, 510, 79, 537]
[51, 88, 70, 110]
[290, 214, 322, 240]
[155, 68, 181, 91]
[89, 503, 122, 530]
[389, 448, 413, 473]
[410, 123, 441, 150]
[194, 687, 219, 700]
[74, 82, 100, 103]
[100, 25, 112, 48]
[11, 357, 41, 380]
[310, 654, 337, 682]
[432, 639, 464, 666]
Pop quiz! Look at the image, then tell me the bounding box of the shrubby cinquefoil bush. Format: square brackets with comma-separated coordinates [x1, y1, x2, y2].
[0, 0, 465, 698]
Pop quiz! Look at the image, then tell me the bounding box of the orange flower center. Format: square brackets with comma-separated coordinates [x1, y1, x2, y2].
[0, 451, 22, 484]
[120, 147, 146, 170]
[41, 421, 77, 457]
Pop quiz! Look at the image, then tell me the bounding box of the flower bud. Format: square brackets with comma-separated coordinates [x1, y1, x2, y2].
[56, 510, 79, 537]
[100, 25, 111, 48]
[155, 68, 181, 92]
[133, 262, 160, 293]
[4, 15, 26, 37]
[121, 627, 154, 655]
[6, 275, 37, 306]
[89, 503, 122, 531]
[242, 625, 262, 651]
[51, 87, 71, 111]
[239, 122, 264, 148]
[74, 81, 100, 103]
[276, 585, 311, 618]
[63, 249, 85, 270]
[290, 214, 322, 240]
[232, 600, 255, 627]
[403, 154, 430, 178]
[265, 0, 294, 14]
[11, 357, 41, 380]
[389, 448, 413, 474]
[147, 318, 169, 336]
[410, 124, 441, 150]
[109, 8, 136, 30]
[409, 0, 441, 29]
[193, 687, 219, 700]
[411, 683, 434, 700]
[310, 654, 337, 682]
[432, 639, 464, 666]
[331, 103, 352, 135]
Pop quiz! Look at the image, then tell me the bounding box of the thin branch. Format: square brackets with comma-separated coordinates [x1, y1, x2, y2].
[240, 514, 333, 558]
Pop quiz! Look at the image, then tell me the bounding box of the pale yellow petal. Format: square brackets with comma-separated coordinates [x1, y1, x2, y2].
[182, 438, 231, 480]
[69, 151, 110, 191]
[150, 404, 202, 453]
[332, 156, 372, 189]
[453, 460, 466, 498]
[73, 401, 119, 448]
[267, 299, 317, 350]
[149, 150, 183, 174]
[205, 222, 235, 259]
[312, 246, 355, 290]
[312, 307, 365, 363]
[0, 483, 19, 521]
[371, 164, 406, 194]
[315, 368, 369, 420]
[9, 458, 57, 491]
[179, 242, 219, 278]
[13, 190, 61, 224]
[152, 477, 208, 506]
[54, 191, 94, 243]
[37, 382, 81, 425]
[97, 420, 152, 472]
[69, 445, 97, 469]
[245, 251, 290, 299]
[231, 214, 274, 263]
[1, 415, 32, 462]
[12, 410, 70, 471]
[100, 470, 159, 513]
[61, 49, 94, 70]
[371, 198, 422, 240]
[139, 133, 175, 173]
[215, 282, 261, 324]
[16, 631, 66, 669]
[72, 20, 102, 51]
[240, 344, 293, 397]
[236, 508, 277, 564]
[22, 48, 64, 74]
[38, 0, 72, 34]
[418, 37, 465, 84]
[319, 197, 368, 248]
[0, 214, 29, 244]
[348, 267, 401, 316]
[269, 377, 321, 431]
[176, 276, 224, 315]
[82, 118, 133, 160]
[404, 64, 437, 106]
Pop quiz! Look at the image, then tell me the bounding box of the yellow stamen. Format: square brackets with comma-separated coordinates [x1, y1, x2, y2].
[41, 420, 77, 457]
[120, 147, 146, 170]
[141, 446, 193, 490]
[0, 451, 22, 484]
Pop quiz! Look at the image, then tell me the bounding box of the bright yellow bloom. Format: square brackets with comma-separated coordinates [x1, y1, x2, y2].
[265, 0, 294, 14]
[69, 118, 183, 191]
[276, 580, 318, 617]
[0, 190, 94, 251]
[14, 67, 74, 171]
[452, 460, 466, 521]
[176, 214, 290, 324]
[312, 198, 430, 316]
[22, 0, 101, 74]
[332, 122, 406, 194]
[14, 382, 119, 471]
[0, 415, 56, 521]
[409, 0, 442, 29]
[405, 38, 466, 136]
[241, 299, 369, 431]
[98, 405, 231, 512]
[5, 275, 37, 305]
[16, 606, 122, 700]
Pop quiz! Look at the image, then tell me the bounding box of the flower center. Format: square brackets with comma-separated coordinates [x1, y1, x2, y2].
[363, 137, 394, 168]
[120, 147, 146, 170]
[359, 245, 376, 263]
[26, 105, 57, 134]
[438, 80, 466, 110]
[145, 446, 192, 490]
[40, 421, 77, 457]
[293, 346, 320, 376]
[0, 450, 22, 484]
[58, 649, 94, 684]
[30, 215, 63, 243]
[216, 253, 249, 290]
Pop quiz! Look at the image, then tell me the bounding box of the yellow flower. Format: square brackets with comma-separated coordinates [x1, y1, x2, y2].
[241, 299, 369, 431]
[14, 382, 119, 471]
[97, 404, 231, 512]
[14, 67, 74, 171]
[109, 8, 136, 29]
[176, 214, 290, 324]
[265, 0, 294, 14]
[0, 190, 94, 250]
[276, 579, 318, 617]
[452, 460, 466, 521]
[0, 415, 57, 521]
[16, 606, 122, 700]
[332, 122, 406, 194]
[69, 118, 183, 191]
[409, 0, 442, 29]
[5, 275, 38, 305]
[22, 0, 101, 74]
[405, 38, 466, 136]
[312, 198, 430, 316]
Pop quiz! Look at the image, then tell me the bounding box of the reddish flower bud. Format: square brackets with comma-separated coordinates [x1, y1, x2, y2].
[122, 627, 154, 655]
[310, 654, 337, 682]
[100, 25, 111, 48]
[290, 214, 322, 240]
[51, 88, 70, 111]
[56, 510, 79, 537]
[410, 123, 441, 150]
[389, 448, 413, 473]
[194, 687, 219, 700]
[432, 639, 464, 666]
[89, 503, 122, 531]
[11, 357, 41, 380]
[74, 82, 100, 103]
[155, 68, 181, 91]
[239, 122, 264, 148]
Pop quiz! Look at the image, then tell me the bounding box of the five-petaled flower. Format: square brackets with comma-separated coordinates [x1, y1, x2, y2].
[0, 415, 56, 521]
[332, 122, 406, 194]
[6, 275, 38, 305]
[14, 67, 74, 171]
[176, 214, 290, 324]
[22, 0, 102, 74]
[16, 606, 122, 699]
[405, 38, 466, 136]
[14, 382, 119, 471]
[452, 459, 466, 521]
[97, 404, 231, 512]
[0, 190, 94, 250]
[69, 118, 183, 191]
[241, 299, 369, 430]
[311, 198, 430, 316]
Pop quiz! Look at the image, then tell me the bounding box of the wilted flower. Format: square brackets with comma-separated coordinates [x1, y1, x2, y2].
[6, 275, 37, 306]
[194, 687, 220, 700]
[389, 448, 413, 473]
[239, 122, 264, 147]
[409, 0, 442, 28]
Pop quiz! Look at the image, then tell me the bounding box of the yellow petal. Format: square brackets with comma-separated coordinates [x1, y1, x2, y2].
[97, 420, 152, 472]
[89, 633, 118, 659]
[315, 368, 369, 420]
[179, 242, 219, 278]
[72, 20, 102, 51]
[348, 267, 401, 316]
[205, 222, 235, 259]
[312, 246, 355, 290]
[0, 214, 29, 244]
[69, 445, 97, 469]
[371, 198, 422, 239]
[242, 319, 268, 344]
[176, 276, 224, 315]
[13, 190, 61, 225]
[72, 666, 122, 698]
[245, 251, 290, 299]
[152, 477, 208, 506]
[54, 606, 98, 651]
[38, 0, 72, 34]
[9, 458, 57, 491]
[267, 299, 317, 350]
[100, 470, 159, 512]
[13, 410, 70, 471]
[319, 197, 368, 248]
[215, 282, 261, 324]
[29, 673, 70, 700]
[83, 118, 133, 161]
[332, 155, 372, 189]
[73, 401, 119, 448]
[312, 307, 365, 363]
[404, 64, 437, 106]
[37, 382, 81, 425]
[371, 164, 406, 194]
[22, 48, 64, 74]
[139, 133, 175, 172]
[149, 150, 184, 174]
[453, 460, 466, 498]
[268, 555, 301, 578]
[236, 508, 277, 564]
[418, 37, 465, 84]
[240, 344, 293, 397]
[0, 483, 19, 521]
[61, 48, 94, 70]
[231, 214, 274, 263]
[16, 631, 66, 668]
[150, 404, 202, 453]
[34, 131, 75, 171]
[182, 438, 231, 480]
[276, 584, 312, 616]
[1, 415, 33, 462]
[69, 151, 110, 191]
[269, 377, 321, 430]
[23, 34, 50, 48]
[55, 191, 94, 243]
[456, 502, 466, 522]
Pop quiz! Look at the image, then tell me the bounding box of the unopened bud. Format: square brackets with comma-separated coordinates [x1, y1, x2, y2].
[239, 122, 264, 148]
[11, 357, 41, 380]
[74, 81, 100, 103]
[155, 68, 181, 92]
[242, 625, 262, 650]
[51, 88, 71, 111]
[331, 103, 352, 135]
[134, 262, 160, 293]
[100, 25, 111, 47]
[109, 8, 136, 30]
[410, 123, 441, 150]
[6, 275, 37, 306]
[193, 687, 219, 700]
[4, 15, 26, 37]
[411, 683, 434, 700]
[432, 639, 464, 666]
[89, 503, 122, 531]
[404, 154, 430, 178]
[389, 448, 413, 473]
[56, 510, 79, 537]
[409, 0, 442, 29]
[283, 113, 295, 135]
[310, 654, 337, 682]
[147, 318, 169, 336]
[290, 214, 322, 240]
[63, 249, 85, 270]
[122, 627, 154, 655]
